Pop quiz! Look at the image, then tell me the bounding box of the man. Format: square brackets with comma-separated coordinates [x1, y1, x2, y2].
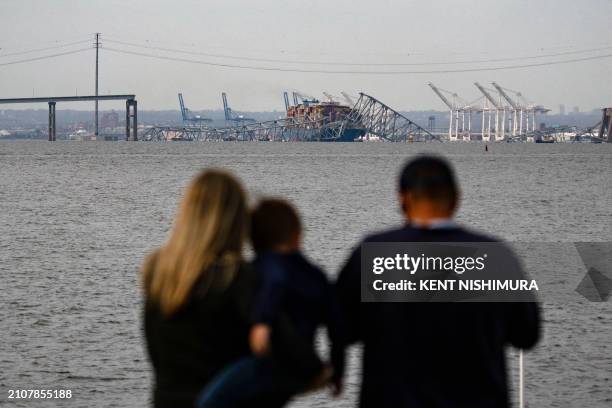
[335, 155, 540, 407]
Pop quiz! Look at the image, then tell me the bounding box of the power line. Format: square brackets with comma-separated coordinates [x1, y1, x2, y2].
[0, 39, 91, 58]
[1, 35, 610, 75]
[0, 48, 91, 67]
[2, 34, 611, 69]
[105, 32, 612, 58]
[104, 37, 612, 67]
[106, 34, 612, 59]
[0, 33, 95, 48]
[103, 46, 612, 75]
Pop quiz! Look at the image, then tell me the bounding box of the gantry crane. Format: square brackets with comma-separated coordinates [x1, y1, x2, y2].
[177, 93, 211, 126]
[222, 92, 255, 124]
[428, 83, 456, 140]
[474, 82, 506, 141]
[428, 83, 476, 141]
[491, 84, 549, 135]
[492, 82, 522, 136]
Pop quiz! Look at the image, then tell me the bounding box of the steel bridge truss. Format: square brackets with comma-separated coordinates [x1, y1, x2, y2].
[141, 117, 342, 142]
[142, 92, 433, 142]
[336, 93, 436, 142]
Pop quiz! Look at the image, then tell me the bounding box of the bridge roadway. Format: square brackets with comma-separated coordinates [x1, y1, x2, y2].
[0, 95, 137, 141]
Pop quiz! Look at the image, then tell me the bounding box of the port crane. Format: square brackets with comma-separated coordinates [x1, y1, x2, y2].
[222, 92, 255, 124]
[491, 82, 523, 136]
[429, 83, 458, 141]
[428, 83, 477, 141]
[492, 84, 549, 135]
[178, 93, 211, 126]
[474, 82, 506, 141]
[283, 91, 291, 111]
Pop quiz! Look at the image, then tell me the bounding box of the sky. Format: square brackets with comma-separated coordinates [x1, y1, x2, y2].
[0, 0, 611, 113]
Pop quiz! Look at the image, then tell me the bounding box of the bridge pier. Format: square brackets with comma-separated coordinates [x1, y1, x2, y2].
[0, 95, 136, 142]
[48, 102, 56, 141]
[126, 99, 138, 141]
[599, 108, 612, 143]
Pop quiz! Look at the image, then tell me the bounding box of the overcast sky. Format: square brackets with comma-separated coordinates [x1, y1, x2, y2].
[1, 0, 611, 113]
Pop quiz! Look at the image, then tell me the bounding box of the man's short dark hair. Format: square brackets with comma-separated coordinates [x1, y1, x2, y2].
[250, 198, 301, 253]
[399, 155, 459, 206]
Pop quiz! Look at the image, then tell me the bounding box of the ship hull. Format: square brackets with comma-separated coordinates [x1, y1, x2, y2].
[319, 127, 365, 142]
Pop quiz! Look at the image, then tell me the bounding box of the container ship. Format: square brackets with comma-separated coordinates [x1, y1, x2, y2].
[285, 98, 365, 141]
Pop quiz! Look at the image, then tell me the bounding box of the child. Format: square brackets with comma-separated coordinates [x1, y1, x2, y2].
[196, 198, 343, 408]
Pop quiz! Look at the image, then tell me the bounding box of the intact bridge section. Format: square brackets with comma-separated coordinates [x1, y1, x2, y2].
[0, 95, 138, 141]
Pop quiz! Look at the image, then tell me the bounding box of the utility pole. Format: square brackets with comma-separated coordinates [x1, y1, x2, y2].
[94, 33, 100, 139]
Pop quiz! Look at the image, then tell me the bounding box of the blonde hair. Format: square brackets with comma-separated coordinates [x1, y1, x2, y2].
[142, 169, 247, 316]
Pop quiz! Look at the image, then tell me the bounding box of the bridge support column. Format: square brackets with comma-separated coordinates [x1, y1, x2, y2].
[48, 102, 56, 141]
[600, 108, 612, 143]
[608, 111, 612, 143]
[126, 99, 138, 141]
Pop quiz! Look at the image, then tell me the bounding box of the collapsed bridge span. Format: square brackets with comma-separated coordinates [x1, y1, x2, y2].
[142, 93, 433, 142]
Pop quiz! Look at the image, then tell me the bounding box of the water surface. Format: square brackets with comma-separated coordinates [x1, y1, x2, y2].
[1, 141, 610, 407]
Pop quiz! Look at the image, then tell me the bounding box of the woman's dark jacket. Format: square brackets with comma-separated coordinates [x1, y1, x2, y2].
[143, 260, 256, 408]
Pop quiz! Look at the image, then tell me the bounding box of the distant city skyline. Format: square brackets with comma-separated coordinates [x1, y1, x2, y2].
[1, 0, 611, 112]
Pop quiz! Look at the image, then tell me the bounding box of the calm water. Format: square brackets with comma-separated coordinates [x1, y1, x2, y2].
[1, 141, 611, 407]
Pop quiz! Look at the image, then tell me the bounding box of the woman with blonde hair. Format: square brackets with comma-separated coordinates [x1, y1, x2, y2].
[142, 169, 255, 407]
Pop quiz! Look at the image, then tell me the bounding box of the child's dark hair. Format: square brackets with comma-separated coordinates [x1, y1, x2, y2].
[250, 198, 301, 252]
